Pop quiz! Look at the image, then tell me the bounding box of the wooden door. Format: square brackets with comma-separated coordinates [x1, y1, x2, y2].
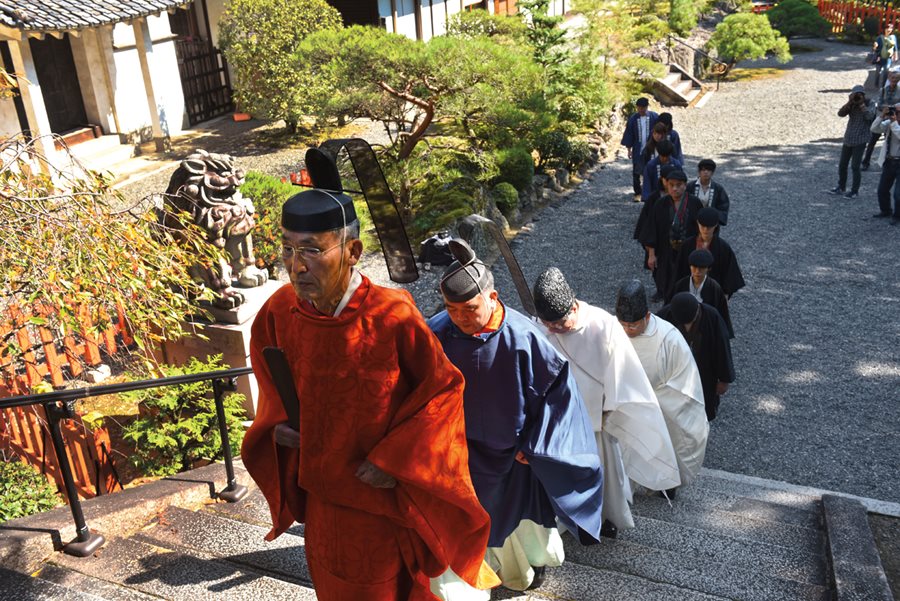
[29, 34, 88, 134]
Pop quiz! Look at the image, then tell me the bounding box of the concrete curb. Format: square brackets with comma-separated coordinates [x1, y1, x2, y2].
[823, 494, 894, 601]
[0, 460, 251, 574]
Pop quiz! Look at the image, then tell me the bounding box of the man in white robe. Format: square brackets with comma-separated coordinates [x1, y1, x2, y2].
[615, 280, 708, 491]
[532, 268, 681, 533]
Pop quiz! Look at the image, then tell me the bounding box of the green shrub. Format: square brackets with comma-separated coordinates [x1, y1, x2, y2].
[495, 147, 535, 192]
[0, 460, 60, 523]
[670, 0, 699, 36]
[559, 96, 589, 126]
[240, 171, 296, 275]
[863, 15, 879, 38]
[492, 182, 519, 216]
[567, 140, 593, 172]
[411, 186, 476, 236]
[536, 130, 573, 169]
[766, 0, 830, 39]
[121, 355, 246, 477]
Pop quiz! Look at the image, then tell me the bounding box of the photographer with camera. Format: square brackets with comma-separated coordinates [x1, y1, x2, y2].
[870, 101, 900, 224]
[829, 85, 875, 199]
[862, 69, 900, 170]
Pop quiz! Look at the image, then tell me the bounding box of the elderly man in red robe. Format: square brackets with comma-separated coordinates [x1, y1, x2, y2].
[241, 186, 499, 600]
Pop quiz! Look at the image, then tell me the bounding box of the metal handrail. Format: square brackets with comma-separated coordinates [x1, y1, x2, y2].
[666, 34, 729, 91]
[1, 366, 254, 557]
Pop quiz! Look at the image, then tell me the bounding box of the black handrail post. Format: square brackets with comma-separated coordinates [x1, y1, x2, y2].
[44, 400, 105, 557]
[212, 377, 248, 503]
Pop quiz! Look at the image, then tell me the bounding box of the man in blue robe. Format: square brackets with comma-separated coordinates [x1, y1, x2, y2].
[621, 97, 659, 202]
[427, 240, 603, 593]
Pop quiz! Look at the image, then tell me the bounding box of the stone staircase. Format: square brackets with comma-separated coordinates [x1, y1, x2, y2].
[1, 464, 895, 600]
[654, 63, 706, 107]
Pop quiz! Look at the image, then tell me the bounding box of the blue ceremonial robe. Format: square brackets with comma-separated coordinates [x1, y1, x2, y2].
[428, 306, 604, 547]
[621, 110, 659, 175]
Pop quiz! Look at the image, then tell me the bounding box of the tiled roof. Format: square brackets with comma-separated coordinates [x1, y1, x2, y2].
[0, 0, 190, 32]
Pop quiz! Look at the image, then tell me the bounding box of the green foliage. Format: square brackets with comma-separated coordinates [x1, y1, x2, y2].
[492, 182, 520, 216]
[121, 355, 246, 477]
[218, 0, 342, 131]
[670, 0, 699, 35]
[766, 0, 830, 39]
[0, 460, 60, 523]
[537, 129, 573, 169]
[445, 8, 528, 41]
[239, 172, 296, 274]
[559, 96, 590, 125]
[495, 147, 536, 192]
[709, 12, 791, 71]
[568, 139, 593, 172]
[0, 136, 222, 373]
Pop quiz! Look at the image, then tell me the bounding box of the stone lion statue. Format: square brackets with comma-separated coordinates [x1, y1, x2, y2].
[162, 150, 268, 310]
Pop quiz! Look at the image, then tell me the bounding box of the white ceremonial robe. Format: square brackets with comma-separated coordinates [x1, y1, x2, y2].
[627, 314, 708, 485]
[543, 303, 681, 529]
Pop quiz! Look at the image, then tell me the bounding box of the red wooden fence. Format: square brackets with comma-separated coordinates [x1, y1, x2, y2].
[0, 302, 129, 501]
[818, 0, 897, 34]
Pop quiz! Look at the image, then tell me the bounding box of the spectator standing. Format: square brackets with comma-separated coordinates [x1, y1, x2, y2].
[829, 85, 875, 198]
[873, 23, 898, 88]
[621, 97, 659, 202]
[870, 102, 900, 224]
[688, 159, 730, 226]
[862, 69, 900, 170]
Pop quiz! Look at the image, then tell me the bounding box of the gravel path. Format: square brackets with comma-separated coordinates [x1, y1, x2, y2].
[488, 40, 900, 503]
[121, 40, 898, 502]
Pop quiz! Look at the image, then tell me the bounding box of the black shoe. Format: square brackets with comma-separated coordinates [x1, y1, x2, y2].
[827, 186, 844, 195]
[843, 191, 858, 199]
[600, 519, 619, 539]
[528, 566, 546, 590]
[873, 212, 891, 218]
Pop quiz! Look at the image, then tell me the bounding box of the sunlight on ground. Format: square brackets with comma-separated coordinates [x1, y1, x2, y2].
[788, 343, 814, 351]
[725, 67, 785, 83]
[782, 370, 823, 384]
[753, 394, 785, 414]
[854, 361, 900, 377]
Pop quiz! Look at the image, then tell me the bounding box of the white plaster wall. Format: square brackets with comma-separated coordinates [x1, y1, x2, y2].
[111, 15, 187, 137]
[0, 98, 21, 139]
[205, 0, 226, 48]
[69, 30, 115, 134]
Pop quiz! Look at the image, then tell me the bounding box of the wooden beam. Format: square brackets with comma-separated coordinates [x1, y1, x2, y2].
[132, 17, 165, 151]
[6, 38, 57, 174]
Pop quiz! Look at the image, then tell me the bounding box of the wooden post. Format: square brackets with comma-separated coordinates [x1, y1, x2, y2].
[132, 17, 166, 152]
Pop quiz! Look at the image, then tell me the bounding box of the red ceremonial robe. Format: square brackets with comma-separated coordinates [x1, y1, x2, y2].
[241, 278, 500, 600]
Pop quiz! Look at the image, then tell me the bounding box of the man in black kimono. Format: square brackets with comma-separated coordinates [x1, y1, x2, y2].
[638, 169, 702, 302]
[688, 159, 730, 226]
[674, 207, 745, 299]
[658, 293, 735, 421]
[667, 249, 733, 338]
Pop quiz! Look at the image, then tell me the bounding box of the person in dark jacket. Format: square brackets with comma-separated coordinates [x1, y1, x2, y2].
[667, 248, 734, 338]
[688, 159, 730, 226]
[674, 207, 745, 299]
[621, 97, 659, 202]
[657, 293, 735, 421]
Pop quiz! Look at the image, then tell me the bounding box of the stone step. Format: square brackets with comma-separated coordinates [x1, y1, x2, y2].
[67, 134, 122, 159]
[35, 564, 158, 600]
[50, 535, 317, 600]
[563, 534, 831, 601]
[620, 515, 827, 586]
[667, 485, 822, 530]
[0, 565, 103, 601]
[524, 560, 732, 601]
[631, 492, 825, 552]
[135, 505, 312, 585]
[694, 471, 822, 510]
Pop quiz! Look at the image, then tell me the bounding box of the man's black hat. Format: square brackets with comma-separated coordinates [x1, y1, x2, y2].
[533, 267, 575, 322]
[616, 280, 648, 322]
[667, 169, 688, 182]
[660, 164, 677, 179]
[636, 97, 650, 107]
[282, 148, 357, 233]
[669, 292, 700, 325]
[440, 239, 492, 302]
[657, 139, 674, 157]
[688, 248, 714, 267]
[697, 207, 720, 226]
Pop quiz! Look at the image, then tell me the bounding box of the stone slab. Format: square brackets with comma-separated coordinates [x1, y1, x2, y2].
[822, 494, 893, 601]
[36, 564, 158, 600]
[50, 535, 317, 601]
[135, 505, 311, 584]
[564, 535, 831, 601]
[695, 471, 823, 510]
[631, 493, 824, 552]
[621, 515, 827, 586]
[0, 565, 102, 601]
[201, 486, 305, 537]
[669, 485, 822, 530]
[0, 461, 252, 574]
[202, 279, 284, 325]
